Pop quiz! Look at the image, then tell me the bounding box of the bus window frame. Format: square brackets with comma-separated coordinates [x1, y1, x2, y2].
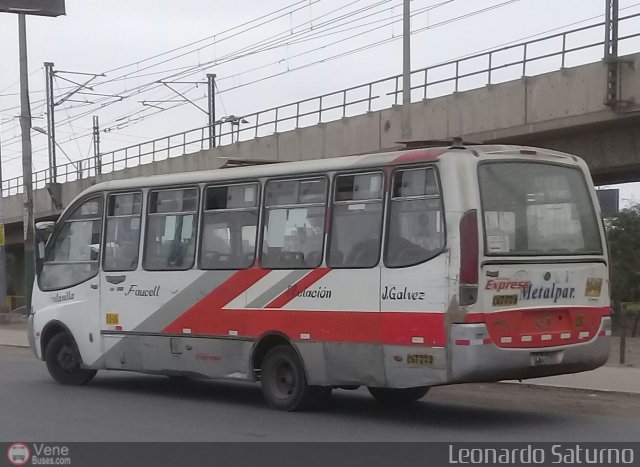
[259, 174, 329, 270]
[37, 193, 105, 292]
[102, 190, 143, 272]
[477, 159, 604, 257]
[326, 169, 385, 269]
[142, 185, 200, 272]
[198, 180, 261, 271]
[383, 164, 447, 269]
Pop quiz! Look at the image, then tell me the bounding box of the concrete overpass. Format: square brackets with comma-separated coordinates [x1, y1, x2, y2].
[2, 16, 640, 295]
[5, 51, 640, 231]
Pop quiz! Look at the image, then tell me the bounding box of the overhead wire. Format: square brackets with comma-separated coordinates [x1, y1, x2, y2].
[0, 0, 547, 155]
[52, 0, 526, 136]
[31, 0, 438, 130]
[0, 1, 388, 134]
[4, 0, 639, 164]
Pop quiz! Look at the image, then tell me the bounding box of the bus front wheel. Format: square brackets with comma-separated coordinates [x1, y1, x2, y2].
[45, 333, 97, 386]
[367, 386, 429, 404]
[260, 345, 331, 411]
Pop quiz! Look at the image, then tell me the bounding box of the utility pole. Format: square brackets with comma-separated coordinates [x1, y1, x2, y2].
[19, 14, 35, 313]
[0, 121, 7, 315]
[604, 0, 620, 107]
[93, 116, 101, 174]
[401, 0, 412, 141]
[207, 73, 217, 149]
[44, 61, 57, 183]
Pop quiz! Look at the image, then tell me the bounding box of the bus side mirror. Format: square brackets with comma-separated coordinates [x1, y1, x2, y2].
[35, 222, 55, 243]
[35, 221, 55, 260]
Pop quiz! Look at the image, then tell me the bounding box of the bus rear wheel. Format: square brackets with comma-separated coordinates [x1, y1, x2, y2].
[45, 333, 97, 386]
[260, 345, 331, 411]
[367, 386, 429, 405]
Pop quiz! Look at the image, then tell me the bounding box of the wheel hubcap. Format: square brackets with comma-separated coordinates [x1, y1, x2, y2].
[57, 344, 78, 373]
[272, 360, 296, 399]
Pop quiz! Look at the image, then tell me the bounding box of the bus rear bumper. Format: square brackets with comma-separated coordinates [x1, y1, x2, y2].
[449, 317, 611, 383]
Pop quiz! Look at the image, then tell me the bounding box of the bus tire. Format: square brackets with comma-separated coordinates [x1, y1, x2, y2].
[45, 333, 97, 386]
[367, 386, 429, 405]
[260, 345, 331, 411]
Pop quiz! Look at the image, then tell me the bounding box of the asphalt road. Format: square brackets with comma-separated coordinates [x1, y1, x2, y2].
[1, 347, 639, 442]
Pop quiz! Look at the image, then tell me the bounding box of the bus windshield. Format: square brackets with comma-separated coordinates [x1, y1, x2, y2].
[478, 162, 602, 256]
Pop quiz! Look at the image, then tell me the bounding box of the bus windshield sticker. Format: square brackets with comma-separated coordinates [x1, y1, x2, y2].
[487, 235, 509, 253]
[585, 277, 603, 297]
[244, 186, 255, 203]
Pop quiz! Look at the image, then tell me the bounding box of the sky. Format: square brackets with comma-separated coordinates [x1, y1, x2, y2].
[1, 0, 640, 206]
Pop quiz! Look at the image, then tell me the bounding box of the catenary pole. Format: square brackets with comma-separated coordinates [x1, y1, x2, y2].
[44, 61, 57, 183]
[401, 0, 412, 141]
[207, 73, 217, 149]
[93, 116, 101, 174]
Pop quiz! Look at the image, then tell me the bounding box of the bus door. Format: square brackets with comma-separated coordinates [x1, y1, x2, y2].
[99, 189, 202, 355]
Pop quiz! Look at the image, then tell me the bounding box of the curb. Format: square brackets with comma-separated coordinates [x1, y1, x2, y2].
[499, 381, 640, 397]
[0, 343, 30, 349]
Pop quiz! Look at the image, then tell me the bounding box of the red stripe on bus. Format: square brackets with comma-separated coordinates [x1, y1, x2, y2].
[393, 149, 446, 163]
[483, 306, 609, 349]
[463, 313, 485, 323]
[265, 268, 331, 309]
[380, 312, 446, 346]
[165, 303, 446, 346]
[162, 269, 270, 334]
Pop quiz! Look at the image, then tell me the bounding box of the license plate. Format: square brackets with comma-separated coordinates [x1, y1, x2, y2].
[530, 351, 563, 366]
[492, 294, 518, 306]
[407, 354, 434, 365]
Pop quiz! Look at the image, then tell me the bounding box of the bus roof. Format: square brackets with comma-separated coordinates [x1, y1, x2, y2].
[80, 144, 580, 196]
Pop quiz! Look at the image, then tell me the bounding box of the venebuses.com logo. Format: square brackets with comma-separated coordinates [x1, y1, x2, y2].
[6, 442, 72, 465]
[6, 443, 30, 466]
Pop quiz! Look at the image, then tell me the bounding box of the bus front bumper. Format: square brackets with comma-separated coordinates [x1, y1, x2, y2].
[27, 312, 40, 359]
[449, 317, 611, 383]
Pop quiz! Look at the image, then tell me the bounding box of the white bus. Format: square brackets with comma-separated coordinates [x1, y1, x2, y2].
[28, 144, 611, 411]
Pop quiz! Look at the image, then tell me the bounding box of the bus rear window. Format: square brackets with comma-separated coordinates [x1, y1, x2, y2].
[478, 162, 602, 256]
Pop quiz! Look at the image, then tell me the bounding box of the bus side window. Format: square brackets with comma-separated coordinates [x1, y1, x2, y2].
[385, 167, 445, 268]
[143, 187, 198, 271]
[103, 192, 142, 271]
[39, 196, 103, 291]
[261, 178, 327, 269]
[200, 183, 259, 269]
[327, 172, 384, 268]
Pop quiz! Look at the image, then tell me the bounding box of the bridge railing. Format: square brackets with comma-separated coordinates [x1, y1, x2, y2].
[3, 12, 640, 198]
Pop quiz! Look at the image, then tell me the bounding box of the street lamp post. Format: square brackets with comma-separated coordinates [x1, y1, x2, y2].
[18, 13, 36, 315]
[221, 115, 249, 144]
[0, 121, 7, 316]
[0, 0, 66, 313]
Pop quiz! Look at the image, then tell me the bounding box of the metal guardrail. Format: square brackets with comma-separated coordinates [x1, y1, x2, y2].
[2, 12, 640, 198]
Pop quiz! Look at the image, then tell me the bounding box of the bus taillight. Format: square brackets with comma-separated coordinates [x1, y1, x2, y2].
[459, 209, 478, 305]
